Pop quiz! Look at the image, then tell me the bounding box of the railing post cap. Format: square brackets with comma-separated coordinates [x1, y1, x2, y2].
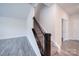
[44, 33, 51, 36]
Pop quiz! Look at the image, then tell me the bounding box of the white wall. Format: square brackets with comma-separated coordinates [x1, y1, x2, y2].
[49, 4, 69, 50]
[55, 5, 69, 51]
[69, 15, 79, 40]
[35, 4, 69, 50]
[0, 3, 34, 39]
[35, 4, 55, 33]
[0, 4, 41, 56]
[0, 4, 30, 20]
[56, 4, 69, 41]
[0, 17, 27, 39]
[35, 4, 56, 47]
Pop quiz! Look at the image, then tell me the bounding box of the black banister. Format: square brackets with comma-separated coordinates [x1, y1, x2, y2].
[33, 17, 45, 35]
[33, 17, 51, 56]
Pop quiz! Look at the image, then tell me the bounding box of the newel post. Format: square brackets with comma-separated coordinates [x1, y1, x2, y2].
[44, 33, 51, 56]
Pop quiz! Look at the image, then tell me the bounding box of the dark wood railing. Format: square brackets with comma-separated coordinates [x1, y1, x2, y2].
[32, 17, 51, 56]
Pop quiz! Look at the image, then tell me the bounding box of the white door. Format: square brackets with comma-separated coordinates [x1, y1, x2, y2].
[62, 19, 69, 42]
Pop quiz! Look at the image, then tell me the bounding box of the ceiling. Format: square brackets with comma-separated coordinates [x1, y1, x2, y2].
[58, 3, 79, 16]
[43, 3, 54, 7]
[29, 3, 79, 16]
[29, 3, 54, 7]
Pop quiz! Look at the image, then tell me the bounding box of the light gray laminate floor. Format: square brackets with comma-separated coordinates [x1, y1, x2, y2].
[0, 36, 36, 56]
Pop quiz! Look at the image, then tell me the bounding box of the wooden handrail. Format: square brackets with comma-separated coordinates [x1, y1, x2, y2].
[33, 17, 45, 35]
[33, 17, 51, 56]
